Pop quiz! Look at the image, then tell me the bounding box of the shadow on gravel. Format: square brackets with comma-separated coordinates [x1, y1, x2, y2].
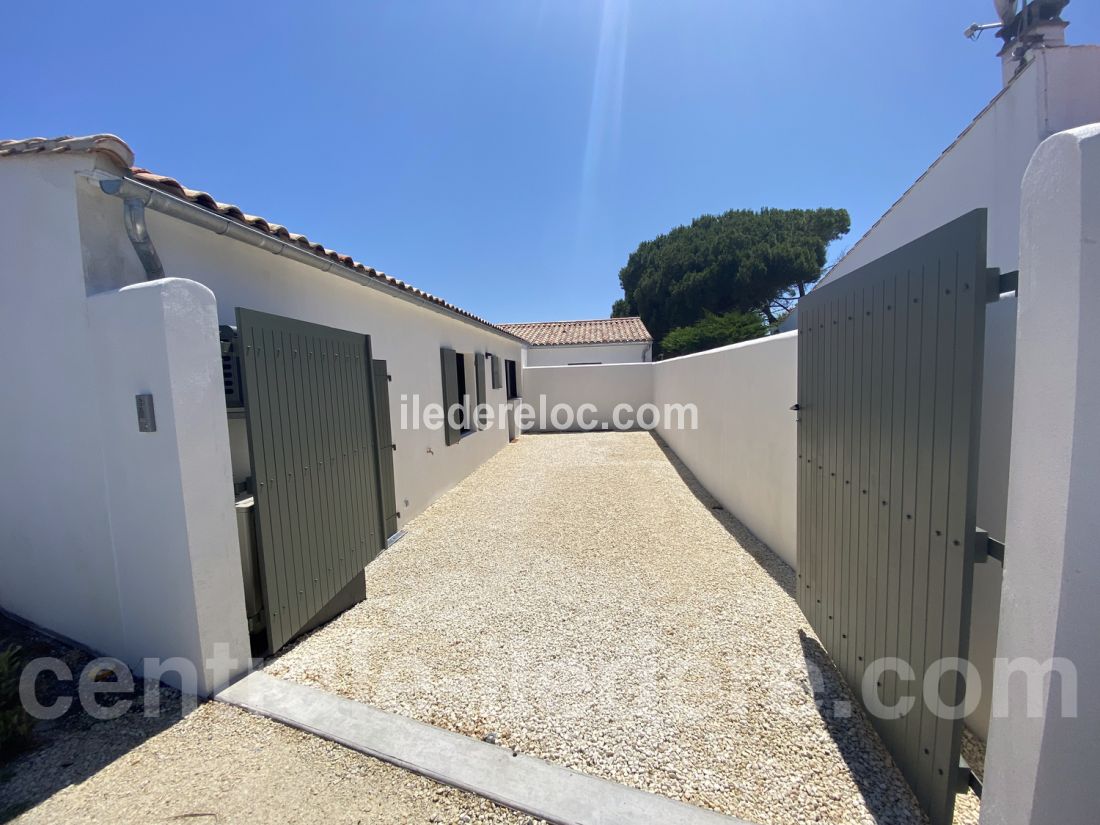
[648, 431, 797, 598]
[0, 614, 187, 822]
[798, 629, 919, 824]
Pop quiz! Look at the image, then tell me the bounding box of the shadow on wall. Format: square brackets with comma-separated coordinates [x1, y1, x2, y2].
[0, 614, 186, 820]
[648, 431, 797, 599]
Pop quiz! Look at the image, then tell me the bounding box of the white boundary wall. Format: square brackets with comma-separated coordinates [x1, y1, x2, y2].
[654, 334, 798, 568]
[522, 363, 653, 431]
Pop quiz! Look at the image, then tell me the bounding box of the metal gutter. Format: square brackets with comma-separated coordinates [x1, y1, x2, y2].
[94, 173, 526, 345]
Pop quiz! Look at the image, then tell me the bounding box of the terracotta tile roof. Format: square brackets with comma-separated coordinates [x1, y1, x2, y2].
[499, 317, 653, 346]
[0, 134, 522, 341]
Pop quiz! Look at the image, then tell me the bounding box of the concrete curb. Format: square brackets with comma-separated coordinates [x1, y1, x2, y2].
[217, 671, 752, 825]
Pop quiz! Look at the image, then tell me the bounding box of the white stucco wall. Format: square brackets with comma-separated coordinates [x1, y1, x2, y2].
[0, 154, 126, 658]
[522, 363, 653, 431]
[654, 333, 798, 568]
[523, 341, 651, 366]
[0, 149, 251, 692]
[981, 123, 1100, 825]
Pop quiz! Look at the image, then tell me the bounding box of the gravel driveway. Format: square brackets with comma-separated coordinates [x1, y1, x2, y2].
[0, 617, 528, 825]
[266, 431, 981, 825]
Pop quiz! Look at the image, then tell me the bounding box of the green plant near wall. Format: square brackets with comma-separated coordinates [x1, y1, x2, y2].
[0, 645, 34, 759]
[661, 309, 768, 358]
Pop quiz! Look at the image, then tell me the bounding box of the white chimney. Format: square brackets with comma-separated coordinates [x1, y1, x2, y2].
[996, 1, 1070, 85]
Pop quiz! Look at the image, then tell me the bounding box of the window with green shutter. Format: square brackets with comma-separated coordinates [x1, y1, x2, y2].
[474, 352, 486, 429]
[439, 347, 461, 446]
[505, 358, 520, 400]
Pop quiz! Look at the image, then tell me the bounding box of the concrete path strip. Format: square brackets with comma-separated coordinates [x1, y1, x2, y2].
[217, 671, 753, 825]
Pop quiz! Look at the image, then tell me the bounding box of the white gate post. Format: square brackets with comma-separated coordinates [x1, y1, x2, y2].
[87, 277, 251, 696]
[981, 124, 1100, 825]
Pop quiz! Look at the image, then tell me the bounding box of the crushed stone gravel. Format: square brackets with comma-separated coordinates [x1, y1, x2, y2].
[0, 616, 531, 824]
[266, 431, 982, 825]
[2, 699, 534, 824]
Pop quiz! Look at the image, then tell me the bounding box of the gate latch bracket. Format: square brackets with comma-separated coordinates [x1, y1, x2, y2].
[987, 268, 1019, 302]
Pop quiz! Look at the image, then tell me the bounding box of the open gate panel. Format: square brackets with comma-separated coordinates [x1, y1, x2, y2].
[236, 308, 388, 653]
[796, 210, 989, 825]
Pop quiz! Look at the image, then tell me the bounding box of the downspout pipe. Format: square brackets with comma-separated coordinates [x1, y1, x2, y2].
[96, 175, 527, 344]
[122, 196, 165, 280]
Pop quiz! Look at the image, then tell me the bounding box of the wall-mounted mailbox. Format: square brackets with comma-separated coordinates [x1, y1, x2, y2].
[135, 393, 156, 432]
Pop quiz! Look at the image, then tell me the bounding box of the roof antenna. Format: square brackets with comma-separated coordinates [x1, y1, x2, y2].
[965, 1, 1017, 40]
[966, 1, 1070, 85]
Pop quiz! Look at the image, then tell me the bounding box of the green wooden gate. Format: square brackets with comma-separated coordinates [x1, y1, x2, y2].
[237, 308, 387, 653]
[372, 359, 399, 540]
[796, 210, 991, 825]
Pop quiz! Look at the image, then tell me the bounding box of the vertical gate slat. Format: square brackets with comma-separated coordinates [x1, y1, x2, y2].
[839, 290, 854, 679]
[846, 289, 861, 682]
[290, 329, 323, 611]
[921, 250, 960, 807]
[335, 335, 361, 582]
[303, 331, 336, 605]
[854, 285, 871, 683]
[874, 272, 897, 729]
[823, 295, 833, 654]
[882, 270, 909, 752]
[247, 326, 287, 647]
[265, 325, 302, 640]
[817, 299, 827, 635]
[278, 327, 312, 633]
[315, 334, 346, 589]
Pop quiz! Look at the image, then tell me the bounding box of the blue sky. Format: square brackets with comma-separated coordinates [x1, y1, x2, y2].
[3, 2, 1097, 324]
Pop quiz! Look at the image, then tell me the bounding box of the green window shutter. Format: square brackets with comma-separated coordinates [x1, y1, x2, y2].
[474, 352, 486, 430]
[490, 352, 503, 389]
[514, 358, 522, 398]
[440, 347, 460, 446]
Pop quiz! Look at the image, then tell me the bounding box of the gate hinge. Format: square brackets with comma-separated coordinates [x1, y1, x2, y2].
[987, 268, 1019, 301]
[974, 528, 1006, 565]
[957, 757, 981, 798]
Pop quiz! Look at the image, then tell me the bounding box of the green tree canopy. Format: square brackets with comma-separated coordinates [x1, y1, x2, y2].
[661, 310, 767, 358]
[611, 207, 850, 355]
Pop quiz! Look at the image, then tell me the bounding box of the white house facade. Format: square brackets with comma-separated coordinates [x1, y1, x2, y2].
[0, 136, 525, 694]
[500, 318, 653, 366]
